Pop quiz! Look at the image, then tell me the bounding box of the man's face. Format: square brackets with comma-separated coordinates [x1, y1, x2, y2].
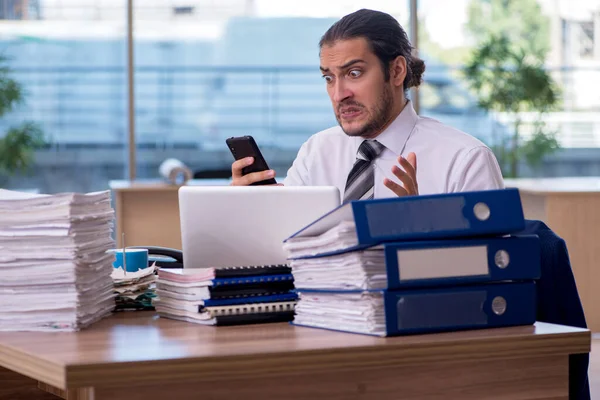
[320, 37, 395, 138]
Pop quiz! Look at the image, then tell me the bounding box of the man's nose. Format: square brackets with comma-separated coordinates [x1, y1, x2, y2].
[332, 81, 352, 103]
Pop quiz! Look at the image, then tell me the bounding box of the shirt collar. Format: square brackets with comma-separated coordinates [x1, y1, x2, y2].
[352, 100, 419, 157]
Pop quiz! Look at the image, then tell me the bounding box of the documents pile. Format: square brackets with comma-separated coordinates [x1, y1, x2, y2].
[0, 189, 117, 332]
[111, 263, 157, 311]
[153, 264, 297, 326]
[283, 188, 541, 337]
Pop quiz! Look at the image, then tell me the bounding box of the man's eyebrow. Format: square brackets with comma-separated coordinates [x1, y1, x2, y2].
[320, 59, 366, 73]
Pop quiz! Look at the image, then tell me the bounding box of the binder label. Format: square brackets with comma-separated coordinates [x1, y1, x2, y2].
[396, 246, 490, 281]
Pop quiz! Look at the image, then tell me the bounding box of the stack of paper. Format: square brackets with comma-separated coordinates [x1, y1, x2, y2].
[293, 291, 387, 336]
[290, 248, 387, 290]
[111, 263, 157, 311]
[282, 220, 361, 258]
[0, 189, 117, 332]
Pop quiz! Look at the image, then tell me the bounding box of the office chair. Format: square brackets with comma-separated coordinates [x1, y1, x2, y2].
[519, 219, 590, 400]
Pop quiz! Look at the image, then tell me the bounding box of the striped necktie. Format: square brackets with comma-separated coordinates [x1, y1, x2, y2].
[343, 140, 386, 202]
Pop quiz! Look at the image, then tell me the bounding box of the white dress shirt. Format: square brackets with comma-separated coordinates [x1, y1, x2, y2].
[283, 101, 504, 200]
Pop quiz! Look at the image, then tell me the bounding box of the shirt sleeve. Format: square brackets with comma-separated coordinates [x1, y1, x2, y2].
[451, 146, 505, 192]
[282, 139, 312, 186]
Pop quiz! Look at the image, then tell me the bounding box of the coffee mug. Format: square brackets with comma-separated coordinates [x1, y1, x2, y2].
[111, 248, 149, 272]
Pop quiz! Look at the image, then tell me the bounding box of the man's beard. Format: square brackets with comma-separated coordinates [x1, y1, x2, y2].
[336, 85, 394, 138]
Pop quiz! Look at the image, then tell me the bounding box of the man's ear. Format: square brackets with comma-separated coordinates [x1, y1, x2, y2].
[390, 56, 407, 88]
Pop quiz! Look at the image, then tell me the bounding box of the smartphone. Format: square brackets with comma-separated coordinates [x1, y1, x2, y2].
[226, 135, 277, 185]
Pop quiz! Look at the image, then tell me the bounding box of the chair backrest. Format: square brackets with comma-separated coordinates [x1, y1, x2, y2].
[520, 219, 590, 400]
[193, 169, 232, 179]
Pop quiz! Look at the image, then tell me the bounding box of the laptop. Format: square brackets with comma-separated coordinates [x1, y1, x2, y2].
[178, 185, 340, 269]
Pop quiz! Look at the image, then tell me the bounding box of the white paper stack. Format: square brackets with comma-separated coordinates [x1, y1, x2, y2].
[0, 189, 117, 332]
[290, 249, 387, 290]
[293, 291, 387, 336]
[282, 221, 361, 258]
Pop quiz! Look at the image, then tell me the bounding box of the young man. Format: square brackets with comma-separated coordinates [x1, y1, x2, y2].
[231, 9, 504, 200]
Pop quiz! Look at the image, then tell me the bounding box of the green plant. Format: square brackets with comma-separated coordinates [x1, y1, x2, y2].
[466, 0, 550, 60]
[0, 122, 44, 174]
[0, 56, 45, 180]
[463, 34, 560, 178]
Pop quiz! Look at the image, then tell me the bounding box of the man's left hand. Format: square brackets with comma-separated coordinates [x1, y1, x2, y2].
[383, 152, 418, 196]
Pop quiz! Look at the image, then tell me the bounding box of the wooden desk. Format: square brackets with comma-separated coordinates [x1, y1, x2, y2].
[0, 313, 591, 400]
[109, 179, 230, 249]
[505, 177, 600, 332]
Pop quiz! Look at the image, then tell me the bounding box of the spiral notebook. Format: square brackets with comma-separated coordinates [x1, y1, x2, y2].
[155, 268, 297, 326]
[156, 272, 295, 300]
[158, 266, 291, 283]
[156, 308, 296, 326]
[154, 296, 297, 326]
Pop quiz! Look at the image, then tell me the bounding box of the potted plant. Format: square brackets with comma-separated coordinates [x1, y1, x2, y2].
[462, 34, 561, 178]
[0, 56, 45, 185]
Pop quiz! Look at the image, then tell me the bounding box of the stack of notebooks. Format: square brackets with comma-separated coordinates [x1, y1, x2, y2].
[0, 189, 117, 332]
[153, 264, 297, 325]
[283, 188, 540, 337]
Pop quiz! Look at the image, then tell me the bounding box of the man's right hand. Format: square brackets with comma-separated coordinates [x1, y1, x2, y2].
[231, 157, 277, 186]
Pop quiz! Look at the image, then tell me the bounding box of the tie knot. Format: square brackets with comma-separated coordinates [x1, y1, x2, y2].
[357, 140, 385, 162]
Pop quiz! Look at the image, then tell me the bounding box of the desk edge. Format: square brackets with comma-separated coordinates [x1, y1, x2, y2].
[63, 326, 591, 389]
[0, 342, 65, 389]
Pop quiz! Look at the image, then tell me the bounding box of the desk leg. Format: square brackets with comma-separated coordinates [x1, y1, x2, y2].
[0, 366, 59, 400]
[86, 354, 568, 400]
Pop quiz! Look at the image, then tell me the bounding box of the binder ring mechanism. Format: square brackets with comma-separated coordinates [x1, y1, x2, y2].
[473, 202, 491, 221]
[494, 250, 510, 269]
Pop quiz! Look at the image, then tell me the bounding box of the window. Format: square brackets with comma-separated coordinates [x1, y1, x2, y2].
[5, 0, 599, 192]
[133, 0, 410, 181]
[0, 0, 127, 193]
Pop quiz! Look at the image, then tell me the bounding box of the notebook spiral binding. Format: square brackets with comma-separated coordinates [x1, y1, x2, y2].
[216, 291, 291, 299]
[206, 301, 296, 316]
[212, 274, 294, 287]
[224, 264, 289, 270]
